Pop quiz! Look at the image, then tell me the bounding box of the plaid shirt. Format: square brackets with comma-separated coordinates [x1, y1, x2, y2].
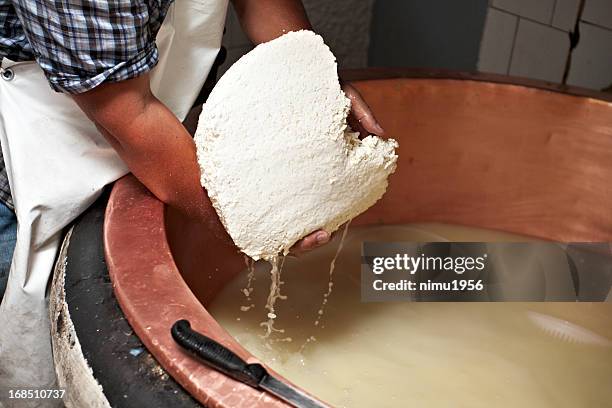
[0, 0, 173, 209]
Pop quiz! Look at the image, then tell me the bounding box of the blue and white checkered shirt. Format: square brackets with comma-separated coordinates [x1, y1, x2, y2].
[1, 0, 173, 93]
[0, 0, 174, 208]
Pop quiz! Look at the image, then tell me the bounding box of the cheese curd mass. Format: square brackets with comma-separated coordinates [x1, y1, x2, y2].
[194, 30, 398, 260]
[209, 224, 612, 408]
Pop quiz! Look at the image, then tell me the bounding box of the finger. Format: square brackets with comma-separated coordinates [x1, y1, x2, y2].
[343, 85, 385, 136]
[290, 230, 330, 256]
[347, 113, 369, 138]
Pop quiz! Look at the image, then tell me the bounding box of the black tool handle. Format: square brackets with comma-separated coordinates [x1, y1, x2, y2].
[171, 319, 267, 388]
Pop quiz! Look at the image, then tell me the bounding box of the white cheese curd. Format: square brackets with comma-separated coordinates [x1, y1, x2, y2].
[195, 30, 398, 261]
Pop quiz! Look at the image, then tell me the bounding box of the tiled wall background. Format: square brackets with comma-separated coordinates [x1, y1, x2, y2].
[219, 0, 375, 75]
[478, 0, 612, 90]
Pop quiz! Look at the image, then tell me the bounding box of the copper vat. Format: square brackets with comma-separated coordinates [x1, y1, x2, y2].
[104, 70, 612, 407]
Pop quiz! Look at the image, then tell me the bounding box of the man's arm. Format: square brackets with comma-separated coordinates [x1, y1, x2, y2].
[232, 0, 312, 44]
[72, 74, 216, 224]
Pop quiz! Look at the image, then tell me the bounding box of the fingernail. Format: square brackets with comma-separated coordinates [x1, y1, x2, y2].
[374, 122, 385, 135]
[316, 231, 330, 244]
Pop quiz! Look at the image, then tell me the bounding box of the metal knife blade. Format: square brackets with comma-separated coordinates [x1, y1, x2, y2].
[260, 373, 330, 408]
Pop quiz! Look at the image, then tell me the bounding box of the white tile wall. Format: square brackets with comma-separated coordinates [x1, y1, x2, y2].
[478, 8, 518, 74]
[492, 0, 556, 24]
[509, 19, 569, 82]
[582, 0, 612, 30]
[478, 0, 612, 89]
[567, 22, 612, 89]
[552, 0, 581, 31]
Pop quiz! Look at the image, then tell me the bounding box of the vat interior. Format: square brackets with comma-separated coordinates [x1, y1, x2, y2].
[166, 77, 612, 305]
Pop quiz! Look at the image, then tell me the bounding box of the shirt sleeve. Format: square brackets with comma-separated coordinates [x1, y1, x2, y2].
[11, 0, 161, 94]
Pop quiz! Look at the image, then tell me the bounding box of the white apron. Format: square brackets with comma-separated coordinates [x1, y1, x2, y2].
[0, 1, 228, 406]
